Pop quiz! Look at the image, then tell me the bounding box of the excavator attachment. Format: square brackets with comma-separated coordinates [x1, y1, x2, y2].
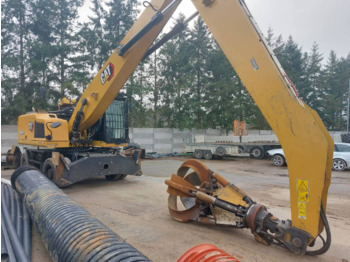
[165, 160, 331, 255]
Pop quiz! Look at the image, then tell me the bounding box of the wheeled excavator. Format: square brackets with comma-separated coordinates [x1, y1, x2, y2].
[15, 0, 332, 255]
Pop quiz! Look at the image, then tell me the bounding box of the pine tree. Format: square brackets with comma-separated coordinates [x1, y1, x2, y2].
[321, 51, 346, 130]
[303, 43, 323, 109]
[27, 0, 61, 109]
[1, 0, 30, 123]
[53, 0, 84, 98]
[157, 14, 194, 129]
[188, 17, 212, 128]
[104, 0, 138, 58]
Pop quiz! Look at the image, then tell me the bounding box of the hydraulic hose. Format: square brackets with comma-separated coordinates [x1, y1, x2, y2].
[306, 204, 331, 255]
[11, 166, 150, 262]
[71, 98, 87, 141]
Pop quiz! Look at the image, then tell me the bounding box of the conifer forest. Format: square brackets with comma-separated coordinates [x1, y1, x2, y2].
[2, 0, 350, 131]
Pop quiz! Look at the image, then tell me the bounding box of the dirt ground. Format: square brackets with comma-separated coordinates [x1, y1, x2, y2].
[2, 156, 350, 262]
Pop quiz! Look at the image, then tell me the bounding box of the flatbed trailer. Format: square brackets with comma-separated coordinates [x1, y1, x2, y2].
[185, 142, 281, 159]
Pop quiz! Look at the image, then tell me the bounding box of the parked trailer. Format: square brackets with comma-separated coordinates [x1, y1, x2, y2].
[235, 142, 281, 159]
[185, 144, 247, 160]
[185, 142, 281, 160]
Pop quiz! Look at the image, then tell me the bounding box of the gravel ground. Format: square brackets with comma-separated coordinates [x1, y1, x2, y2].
[2, 156, 350, 262]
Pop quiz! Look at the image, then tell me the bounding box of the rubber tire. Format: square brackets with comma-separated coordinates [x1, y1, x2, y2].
[64, 157, 71, 165]
[250, 146, 264, 159]
[271, 154, 285, 167]
[42, 158, 56, 181]
[332, 158, 346, 171]
[105, 174, 127, 181]
[20, 151, 29, 166]
[203, 150, 213, 160]
[238, 146, 245, 154]
[216, 147, 226, 157]
[194, 150, 204, 159]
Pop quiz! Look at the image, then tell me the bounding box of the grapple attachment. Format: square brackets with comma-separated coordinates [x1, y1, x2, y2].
[165, 159, 330, 255]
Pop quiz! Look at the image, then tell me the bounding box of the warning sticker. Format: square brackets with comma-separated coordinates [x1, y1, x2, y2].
[298, 202, 307, 219]
[297, 179, 310, 203]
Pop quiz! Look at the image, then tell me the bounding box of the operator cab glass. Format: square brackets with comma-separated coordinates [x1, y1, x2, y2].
[105, 99, 127, 142]
[92, 93, 129, 144]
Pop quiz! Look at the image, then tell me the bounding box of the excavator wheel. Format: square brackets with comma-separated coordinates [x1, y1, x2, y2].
[42, 158, 56, 181]
[20, 151, 29, 166]
[105, 174, 127, 181]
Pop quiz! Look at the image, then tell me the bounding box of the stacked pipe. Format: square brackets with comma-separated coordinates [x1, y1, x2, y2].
[11, 166, 150, 262]
[1, 179, 31, 262]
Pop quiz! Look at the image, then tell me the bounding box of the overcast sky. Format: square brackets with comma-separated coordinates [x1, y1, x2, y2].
[79, 0, 350, 59]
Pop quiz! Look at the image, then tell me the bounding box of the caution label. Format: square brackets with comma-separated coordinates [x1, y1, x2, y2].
[297, 179, 310, 203]
[298, 202, 307, 219]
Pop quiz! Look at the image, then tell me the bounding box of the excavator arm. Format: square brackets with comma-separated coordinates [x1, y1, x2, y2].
[69, 0, 332, 254]
[191, 0, 333, 242]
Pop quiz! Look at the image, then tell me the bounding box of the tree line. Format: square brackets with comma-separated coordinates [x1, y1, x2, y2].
[2, 0, 350, 132]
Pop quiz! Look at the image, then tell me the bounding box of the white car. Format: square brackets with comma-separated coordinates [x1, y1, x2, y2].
[267, 143, 350, 171]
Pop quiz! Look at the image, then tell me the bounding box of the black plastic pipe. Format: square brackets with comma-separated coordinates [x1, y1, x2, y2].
[1, 181, 32, 261]
[22, 200, 31, 258]
[1, 216, 11, 262]
[1, 184, 29, 262]
[11, 166, 150, 262]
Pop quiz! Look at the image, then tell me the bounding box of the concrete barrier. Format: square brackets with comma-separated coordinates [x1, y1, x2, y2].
[1, 126, 344, 154]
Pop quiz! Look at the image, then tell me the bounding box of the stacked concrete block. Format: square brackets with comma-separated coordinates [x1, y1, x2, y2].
[173, 129, 191, 153]
[1, 126, 346, 154]
[130, 128, 154, 151]
[204, 129, 221, 136]
[153, 128, 173, 153]
[1, 125, 20, 153]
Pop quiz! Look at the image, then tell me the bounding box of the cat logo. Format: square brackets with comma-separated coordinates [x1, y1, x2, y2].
[100, 63, 114, 85]
[28, 122, 33, 132]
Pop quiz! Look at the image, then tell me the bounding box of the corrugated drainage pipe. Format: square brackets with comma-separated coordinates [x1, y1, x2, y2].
[11, 166, 150, 262]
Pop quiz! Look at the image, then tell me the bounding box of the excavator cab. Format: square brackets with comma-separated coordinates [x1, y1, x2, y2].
[91, 93, 130, 145]
[51, 93, 130, 146]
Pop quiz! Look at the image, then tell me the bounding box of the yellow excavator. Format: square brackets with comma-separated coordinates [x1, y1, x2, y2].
[16, 0, 332, 254]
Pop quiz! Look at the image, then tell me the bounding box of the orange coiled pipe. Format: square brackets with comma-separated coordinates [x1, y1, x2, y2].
[177, 244, 240, 262]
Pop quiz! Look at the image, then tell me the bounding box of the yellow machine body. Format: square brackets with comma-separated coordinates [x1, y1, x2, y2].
[17, 112, 70, 148]
[17, 0, 332, 248]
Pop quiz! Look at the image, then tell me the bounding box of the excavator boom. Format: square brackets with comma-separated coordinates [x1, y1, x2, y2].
[68, 0, 181, 133]
[190, 0, 333, 238]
